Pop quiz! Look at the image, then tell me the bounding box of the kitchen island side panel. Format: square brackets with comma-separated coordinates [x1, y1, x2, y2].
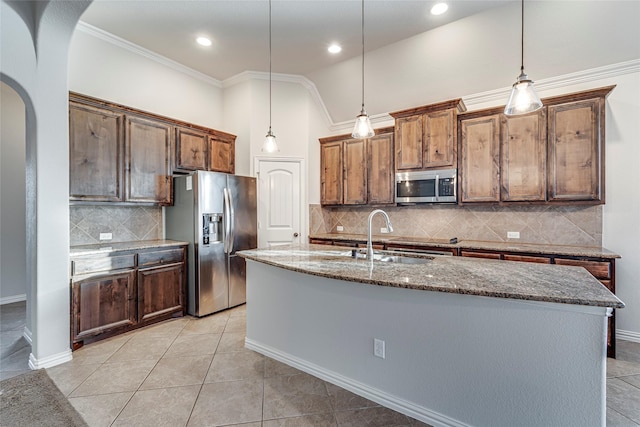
[245, 261, 608, 427]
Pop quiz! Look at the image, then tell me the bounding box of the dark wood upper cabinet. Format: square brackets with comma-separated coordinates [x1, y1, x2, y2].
[394, 115, 423, 170]
[343, 139, 367, 205]
[368, 132, 395, 204]
[209, 135, 235, 174]
[547, 91, 609, 203]
[320, 140, 343, 206]
[459, 114, 501, 203]
[69, 103, 124, 202]
[457, 85, 614, 206]
[391, 99, 466, 171]
[424, 109, 457, 168]
[175, 127, 208, 172]
[69, 92, 236, 205]
[320, 128, 394, 206]
[124, 115, 172, 205]
[501, 109, 547, 202]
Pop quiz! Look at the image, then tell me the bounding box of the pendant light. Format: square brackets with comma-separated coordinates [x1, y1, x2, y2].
[352, 0, 375, 139]
[262, 0, 279, 153]
[504, 0, 542, 116]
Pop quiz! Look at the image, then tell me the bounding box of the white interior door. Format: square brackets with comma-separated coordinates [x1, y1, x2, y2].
[256, 158, 304, 248]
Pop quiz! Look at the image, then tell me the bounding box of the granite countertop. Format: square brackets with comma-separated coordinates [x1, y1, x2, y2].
[309, 233, 620, 259]
[238, 244, 624, 309]
[70, 239, 188, 256]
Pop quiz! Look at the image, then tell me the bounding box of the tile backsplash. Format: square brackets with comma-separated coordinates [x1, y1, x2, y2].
[310, 204, 602, 247]
[70, 206, 162, 246]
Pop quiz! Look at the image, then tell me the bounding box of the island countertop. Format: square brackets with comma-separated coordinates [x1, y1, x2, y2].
[238, 243, 624, 309]
[309, 233, 620, 259]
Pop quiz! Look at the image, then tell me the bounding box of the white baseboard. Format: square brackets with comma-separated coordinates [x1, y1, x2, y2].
[245, 338, 469, 427]
[23, 326, 32, 345]
[28, 349, 72, 370]
[0, 294, 26, 305]
[617, 329, 640, 343]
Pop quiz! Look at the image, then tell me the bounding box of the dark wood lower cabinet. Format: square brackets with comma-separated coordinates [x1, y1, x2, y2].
[71, 270, 137, 346]
[137, 263, 184, 325]
[70, 244, 186, 349]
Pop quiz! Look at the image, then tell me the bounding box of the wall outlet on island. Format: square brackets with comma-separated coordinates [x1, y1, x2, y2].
[336, 226, 344, 232]
[374, 338, 385, 359]
[99, 232, 113, 241]
[507, 231, 520, 239]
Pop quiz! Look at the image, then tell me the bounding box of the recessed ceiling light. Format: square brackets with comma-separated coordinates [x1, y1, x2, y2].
[196, 36, 212, 47]
[328, 44, 342, 54]
[431, 2, 448, 15]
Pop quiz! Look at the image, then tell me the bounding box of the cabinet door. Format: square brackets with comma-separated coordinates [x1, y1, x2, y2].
[395, 115, 423, 170]
[343, 139, 367, 205]
[367, 133, 395, 204]
[547, 98, 602, 202]
[501, 110, 547, 201]
[124, 115, 172, 205]
[320, 141, 343, 205]
[137, 263, 184, 325]
[424, 109, 456, 168]
[175, 127, 207, 171]
[210, 136, 235, 174]
[71, 269, 136, 343]
[69, 103, 124, 202]
[459, 115, 501, 202]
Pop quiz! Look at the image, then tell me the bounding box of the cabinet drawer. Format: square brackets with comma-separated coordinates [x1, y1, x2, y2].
[461, 250, 501, 260]
[72, 254, 136, 276]
[553, 258, 611, 280]
[138, 249, 184, 267]
[503, 254, 551, 264]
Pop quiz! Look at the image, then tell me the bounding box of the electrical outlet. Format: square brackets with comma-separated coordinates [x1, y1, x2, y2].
[380, 227, 389, 233]
[507, 231, 520, 239]
[336, 226, 344, 232]
[99, 232, 113, 241]
[374, 338, 385, 359]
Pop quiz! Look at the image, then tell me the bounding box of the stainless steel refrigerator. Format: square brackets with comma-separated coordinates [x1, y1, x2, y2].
[165, 171, 257, 317]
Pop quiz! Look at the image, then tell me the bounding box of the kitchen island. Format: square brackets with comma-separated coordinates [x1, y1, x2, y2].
[238, 244, 623, 427]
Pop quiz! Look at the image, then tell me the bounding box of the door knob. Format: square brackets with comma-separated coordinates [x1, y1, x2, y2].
[293, 232, 299, 237]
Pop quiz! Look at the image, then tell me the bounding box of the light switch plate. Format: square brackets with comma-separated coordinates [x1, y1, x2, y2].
[507, 231, 520, 239]
[99, 232, 113, 241]
[337, 226, 344, 232]
[381, 227, 389, 233]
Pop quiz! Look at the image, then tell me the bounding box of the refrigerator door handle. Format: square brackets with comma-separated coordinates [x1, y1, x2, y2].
[228, 189, 235, 254]
[223, 187, 231, 253]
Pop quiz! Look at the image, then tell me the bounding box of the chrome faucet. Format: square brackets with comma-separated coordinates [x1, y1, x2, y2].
[367, 209, 393, 261]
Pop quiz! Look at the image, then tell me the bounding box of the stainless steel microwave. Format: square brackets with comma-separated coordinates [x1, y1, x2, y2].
[395, 169, 457, 204]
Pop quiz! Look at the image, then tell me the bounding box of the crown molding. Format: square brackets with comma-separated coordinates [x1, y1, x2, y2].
[72, 23, 639, 132]
[75, 21, 222, 88]
[462, 59, 640, 109]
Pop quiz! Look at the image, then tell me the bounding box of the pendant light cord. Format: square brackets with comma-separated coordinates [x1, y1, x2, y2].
[361, 0, 365, 110]
[269, 0, 272, 129]
[520, 0, 524, 74]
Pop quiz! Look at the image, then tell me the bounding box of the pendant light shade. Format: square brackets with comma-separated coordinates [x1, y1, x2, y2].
[262, 0, 279, 153]
[352, 0, 375, 139]
[504, 0, 542, 116]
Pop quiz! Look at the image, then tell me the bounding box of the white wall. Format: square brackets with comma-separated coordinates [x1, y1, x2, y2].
[69, 27, 224, 130]
[0, 82, 27, 303]
[1, 0, 92, 368]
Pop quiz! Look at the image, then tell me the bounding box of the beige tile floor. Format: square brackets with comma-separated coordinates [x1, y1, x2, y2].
[2, 300, 640, 426]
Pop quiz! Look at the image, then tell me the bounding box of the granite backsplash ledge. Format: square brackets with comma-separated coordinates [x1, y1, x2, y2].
[310, 204, 602, 247]
[70, 206, 162, 246]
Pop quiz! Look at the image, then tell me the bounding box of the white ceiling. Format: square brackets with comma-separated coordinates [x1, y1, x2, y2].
[79, 0, 514, 81]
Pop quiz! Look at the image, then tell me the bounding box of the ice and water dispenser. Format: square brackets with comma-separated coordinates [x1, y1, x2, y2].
[202, 213, 222, 245]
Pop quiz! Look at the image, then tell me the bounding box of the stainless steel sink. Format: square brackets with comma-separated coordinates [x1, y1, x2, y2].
[340, 250, 432, 264]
